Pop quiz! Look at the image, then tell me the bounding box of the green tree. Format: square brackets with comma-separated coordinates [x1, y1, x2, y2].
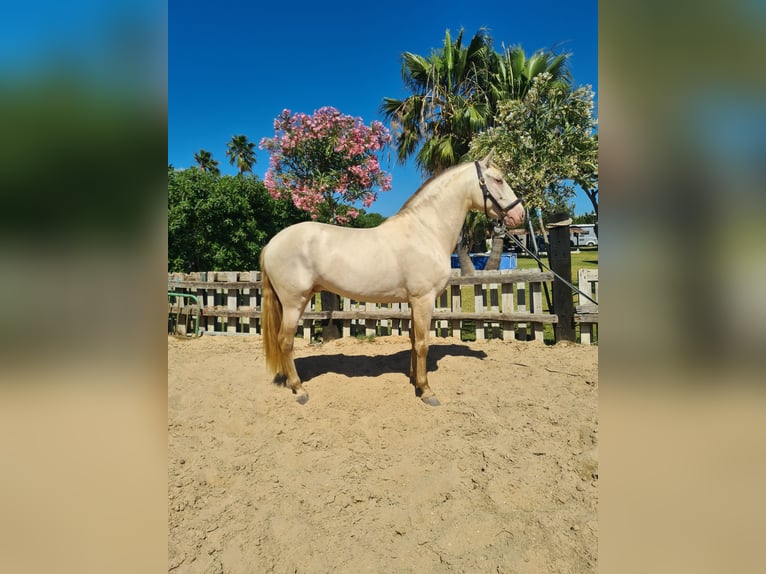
[348, 209, 386, 228]
[168, 169, 307, 271]
[260, 106, 391, 225]
[193, 149, 220, 175]
[488, 45, 571, 107]
[572, 212, 597, 225]
[380, 28, 493, 176]
[226, 134, 257, 175]
[470, 72, 598, 244]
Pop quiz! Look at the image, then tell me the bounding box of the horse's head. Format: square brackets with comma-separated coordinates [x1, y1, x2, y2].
[475, 151, 525, 229]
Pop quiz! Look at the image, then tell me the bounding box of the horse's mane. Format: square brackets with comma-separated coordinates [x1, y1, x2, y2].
[390, 163, 467, 219]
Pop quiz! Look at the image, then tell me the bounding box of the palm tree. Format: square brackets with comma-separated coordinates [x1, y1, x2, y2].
[381, 28, 493, 176]
[487, 45, 572, 110]
[226, 135, 257, 175]
[193, 149, 220, 175]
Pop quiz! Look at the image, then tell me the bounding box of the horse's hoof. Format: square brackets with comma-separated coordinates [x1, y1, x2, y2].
[421, 395, 441, 407]
[295, 392, 309, 405]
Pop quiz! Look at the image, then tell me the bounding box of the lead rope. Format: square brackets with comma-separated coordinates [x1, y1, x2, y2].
[500, 223, 599, 307]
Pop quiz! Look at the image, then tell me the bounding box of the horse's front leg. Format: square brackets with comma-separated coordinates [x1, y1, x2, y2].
[410, 296, 439, 406]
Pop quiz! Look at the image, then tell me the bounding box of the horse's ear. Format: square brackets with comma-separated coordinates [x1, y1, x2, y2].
[481, 150, 495, 167]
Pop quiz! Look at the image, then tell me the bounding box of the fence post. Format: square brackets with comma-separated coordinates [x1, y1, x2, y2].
[320, 291, 340, 341]
[473, 282, 485, 340]
[205, 272, 216, 333]
[530, 281, 545, 342]
[548, 218, 576, 342]
[451, 284, 461, 339]
[515, 281, 527, 341]
[501, 272, 514, 340]
[365, 301, 376, 337]
[342, 296, 352, 338]
[401, 302, 410, 338]
[226, 272, 238, 333]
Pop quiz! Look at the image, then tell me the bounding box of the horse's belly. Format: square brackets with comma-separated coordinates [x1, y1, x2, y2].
[316, 255, 451, 304]
[315, 267, 409, 303]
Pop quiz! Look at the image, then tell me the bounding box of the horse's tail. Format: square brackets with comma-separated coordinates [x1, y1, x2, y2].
[260, 250, 285, 379]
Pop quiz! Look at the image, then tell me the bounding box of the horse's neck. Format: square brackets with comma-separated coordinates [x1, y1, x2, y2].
[385, 168, 473, 256]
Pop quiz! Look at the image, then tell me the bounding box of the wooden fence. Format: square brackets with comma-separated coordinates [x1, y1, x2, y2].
[167, 269, 569, 343]
[575, 268, 599, 344]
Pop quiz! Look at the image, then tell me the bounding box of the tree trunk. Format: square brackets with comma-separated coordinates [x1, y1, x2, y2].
[457, 243, 476, 276]
[320, 291, 340, 341]
[456, 242, 476, 276]
[584, 188, 598, 222]
[537, 212, 549, 245]
[455, 227, 476, 276]
[484, 232, 505, 271]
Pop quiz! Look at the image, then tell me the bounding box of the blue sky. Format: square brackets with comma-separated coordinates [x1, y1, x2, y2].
[169, 0, 598, 217]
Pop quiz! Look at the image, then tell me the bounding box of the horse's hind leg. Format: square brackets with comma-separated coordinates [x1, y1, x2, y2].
[409, 321, 416, 382]
[279, 301, 309, 404]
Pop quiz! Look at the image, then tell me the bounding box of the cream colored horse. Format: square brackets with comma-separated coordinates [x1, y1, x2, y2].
[260, 152, 524, 405]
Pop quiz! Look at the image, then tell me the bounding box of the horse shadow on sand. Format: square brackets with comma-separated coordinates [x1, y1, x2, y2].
[295, 343, 487, 386]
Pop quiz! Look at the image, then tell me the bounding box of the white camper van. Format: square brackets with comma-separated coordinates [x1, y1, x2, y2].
[571, 224, 598, 247]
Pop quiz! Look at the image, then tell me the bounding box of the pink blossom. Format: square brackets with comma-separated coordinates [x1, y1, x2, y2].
[260, 106, 392, 223]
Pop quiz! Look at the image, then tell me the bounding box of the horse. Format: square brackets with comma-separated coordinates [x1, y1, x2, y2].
[259, 151, 525, 406]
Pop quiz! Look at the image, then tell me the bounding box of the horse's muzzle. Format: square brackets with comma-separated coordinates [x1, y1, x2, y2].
[504, 203, 525, 229]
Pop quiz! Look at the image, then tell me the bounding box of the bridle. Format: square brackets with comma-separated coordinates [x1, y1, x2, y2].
[474, 161, 522, 224]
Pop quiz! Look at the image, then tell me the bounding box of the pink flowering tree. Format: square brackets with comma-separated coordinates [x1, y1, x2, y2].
[260, 107, 392, 224]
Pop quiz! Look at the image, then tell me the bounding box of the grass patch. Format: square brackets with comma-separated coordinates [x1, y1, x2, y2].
[514, 246, 598, 280]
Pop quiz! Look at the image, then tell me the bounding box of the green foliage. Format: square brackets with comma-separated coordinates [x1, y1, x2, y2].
[348, 209, 386, 228]
[168, 169, 308, 271]
[470, 73, 598, 214]
[572, 212, 597, 225]
[488, 45, 572, 107]
[193, 149, 220, 175]
[225, 134, 257, 175]
[381, 28, 495, 176]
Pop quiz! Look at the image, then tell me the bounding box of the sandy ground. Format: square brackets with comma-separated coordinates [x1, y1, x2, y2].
[168, 334, 598, 573]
